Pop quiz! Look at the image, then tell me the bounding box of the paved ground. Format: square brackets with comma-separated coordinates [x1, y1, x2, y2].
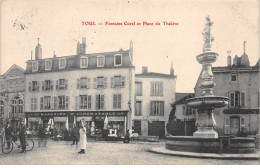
[0, 139, 259, 165]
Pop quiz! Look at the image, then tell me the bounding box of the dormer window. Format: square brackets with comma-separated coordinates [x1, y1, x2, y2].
[231, 73, 238, 82]
[80, 57, 88, 68]
[114, 54, 122, 66]
[45, 60, 52, 70]
[32, 61, 38, 72]
[97, 56, 105, 67]
[59, 58, 66, 69]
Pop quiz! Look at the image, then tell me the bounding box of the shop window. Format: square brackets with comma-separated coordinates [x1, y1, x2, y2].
[113, 94, 121, 109]
[114, 55, 122, 66]
[96, 95, 104, 110]
[150, 101, 164, 116]
[150, 81, 163, 96]
[135, 82, 142, 96]
[135, 101, 142, 116]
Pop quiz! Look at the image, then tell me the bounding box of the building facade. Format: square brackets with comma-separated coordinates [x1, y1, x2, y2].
[194, 43, 260, 136]
[0, 64, 25, 131]
[133, 65, 176, 137]
[24, 39, 135, 136]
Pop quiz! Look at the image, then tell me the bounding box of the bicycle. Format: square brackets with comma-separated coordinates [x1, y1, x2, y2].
[2, 134, 34, 154]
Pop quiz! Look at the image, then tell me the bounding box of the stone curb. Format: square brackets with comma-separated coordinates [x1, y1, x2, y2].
[148, 147, 260, 160]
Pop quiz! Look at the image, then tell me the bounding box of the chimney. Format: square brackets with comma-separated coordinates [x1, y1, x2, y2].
[35, 38, 42, 60]
[76, 38, 87, 55]
[142, 66, 148, 74]
[227, 51, 231, 67]
[170, 60, 174, 76]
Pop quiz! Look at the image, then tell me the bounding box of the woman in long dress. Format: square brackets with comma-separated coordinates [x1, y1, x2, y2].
[78, 122, 87, 154]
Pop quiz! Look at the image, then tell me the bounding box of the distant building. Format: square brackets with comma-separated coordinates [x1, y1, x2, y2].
[133, 65, 176, 138]
[194, 42, 260, 136]
[24, 38, 135, 136]
[0, 64, 25, 131]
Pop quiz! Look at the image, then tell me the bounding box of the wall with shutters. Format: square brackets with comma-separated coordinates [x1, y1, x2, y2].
[24, 68, 135, 115]
[134, 76, 176, 136]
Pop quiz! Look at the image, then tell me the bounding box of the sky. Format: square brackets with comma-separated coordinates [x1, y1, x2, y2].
[0, 0, 259, 93]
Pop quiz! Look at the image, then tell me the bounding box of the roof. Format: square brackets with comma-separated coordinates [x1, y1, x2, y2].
[173, 93, 195, 105]
[135, 72, 176, 79]
[25, 50, 133, 74]
[175, 92, 192, 102]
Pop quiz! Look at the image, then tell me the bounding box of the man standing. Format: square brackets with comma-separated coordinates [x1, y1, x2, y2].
[18, 120, 26, 153]
[71, 124, 79, 145]
[4, 122, 13, 149]
[38, 124, 47, 147]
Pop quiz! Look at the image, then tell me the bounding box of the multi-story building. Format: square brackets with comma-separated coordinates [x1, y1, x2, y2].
[24, 38, 135, 136]
[0, 64, 25, 131]
[133, 65, 176, 138]
[194, 42, 260, 136]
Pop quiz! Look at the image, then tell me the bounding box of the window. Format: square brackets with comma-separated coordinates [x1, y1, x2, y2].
[56, 79, 68, 90]
[80, 57, 88, 68]
[96, 95, 104, 110]
[186, 107, 193, 115]
[229, 91, 246, 107]
[97, 56, 105, 67]
[11, 99, 17, 113]
[59, 58, 66, 69]
[80, 95, 91, 109]
[135, 101, 142, 116]
[150, 101, 164, 116]
[17, 99, 23, 113]
[94, 77, 107, 89]
[32, 61, 38, 72]
[114, 55, 122, 66]
[257, 92, 260, 107]
[224, 117, 230, 134]
[30, 98, 37, 110]
[231, 74, 238, 82]
[45, 60, 52, 70]
[240, 117, 245, 132]
[182, 105, 186, 115]
[113, 94, 121, 109]
[43, 80, 53, 91]
[44, 96, 51, 109]
[111, 76, 125, 88]
[0, 100, 4, 114]
[150, 81, 163, 96]
[135, 82, 142, 96]
[58, 96, 65, 109]
[77, 77, 90, 89]
[32, 81, 39, 91]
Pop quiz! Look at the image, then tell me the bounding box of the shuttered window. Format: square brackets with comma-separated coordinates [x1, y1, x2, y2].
[150, 81, 163, 96]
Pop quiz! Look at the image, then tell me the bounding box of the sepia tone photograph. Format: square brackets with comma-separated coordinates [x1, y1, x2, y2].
[0, 0, 259, 165]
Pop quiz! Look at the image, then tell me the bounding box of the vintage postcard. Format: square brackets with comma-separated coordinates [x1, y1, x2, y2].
[0, 0, 259, 165]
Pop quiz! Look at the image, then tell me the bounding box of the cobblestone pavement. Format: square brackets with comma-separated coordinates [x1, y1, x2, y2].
[0, 139, 259, 165]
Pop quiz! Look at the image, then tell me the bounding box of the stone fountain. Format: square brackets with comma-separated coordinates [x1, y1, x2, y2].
[165, 16, 256, 154]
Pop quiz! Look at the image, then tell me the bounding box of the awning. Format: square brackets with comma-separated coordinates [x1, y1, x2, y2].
[77, 116, 92, 121]
[108, 116, 125, 122]
[54, 117, 67, 122]
[28, 118, 41, 122]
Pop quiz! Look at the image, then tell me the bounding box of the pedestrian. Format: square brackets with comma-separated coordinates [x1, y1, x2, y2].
[78, 121, 87, 154]
[18, 120, 26, 153]
[38, 124, 47, 147]
[4, 122, 13, 149]
[124, 129, 130, 143]
[71, 124, 79, 145]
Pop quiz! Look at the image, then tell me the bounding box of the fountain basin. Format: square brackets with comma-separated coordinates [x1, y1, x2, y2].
[186, 96, 229, 109]
[166, 136, 257, 154]
[196, 52, 218, 64]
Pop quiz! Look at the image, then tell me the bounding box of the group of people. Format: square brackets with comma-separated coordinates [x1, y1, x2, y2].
[4, 120, 27, 153]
